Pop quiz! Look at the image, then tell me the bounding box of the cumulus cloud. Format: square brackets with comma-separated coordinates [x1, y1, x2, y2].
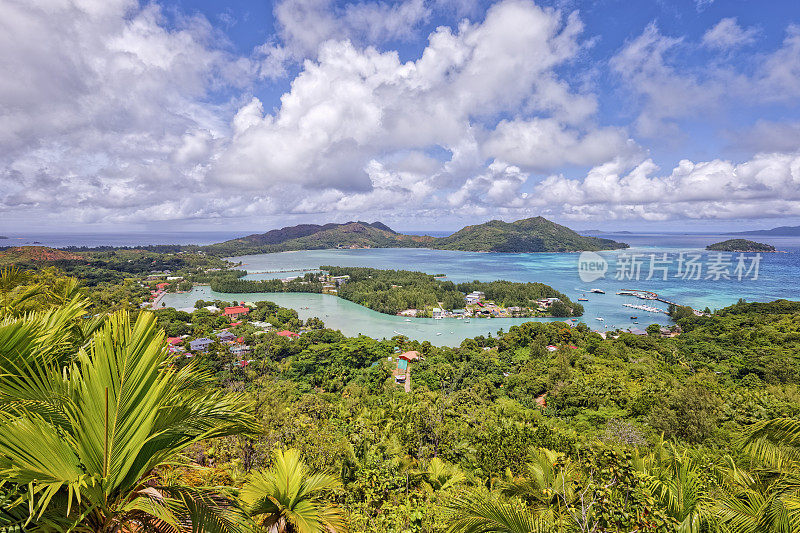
[255, 0, 430, 78]
[482, 119, 639, 173]
[0, 0, 252, 224]
[213, 1, 611, 195]
[702, 17, 759, 50]
[529, 151, 800, 221]
[3, 0, 800, 228]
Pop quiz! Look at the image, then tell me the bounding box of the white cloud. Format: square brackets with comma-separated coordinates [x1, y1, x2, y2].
[702, 17, 758, 50]
[255, 0, 430, 78]
[482, 118, 639, 172]
[0, 0, 249, 224]
[214, 1, 609, 196]
[529, 151, 800, 221]
[3, 0, 799, 229]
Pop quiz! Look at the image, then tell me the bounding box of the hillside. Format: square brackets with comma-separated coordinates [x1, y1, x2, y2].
[203, 221, 432, 256]
[434, 217, 629, 252]
[706, 239, 776, 252]
[207, 217, 629, 256]
[727, 224, 800, 236]
[0, 246, 83, 265]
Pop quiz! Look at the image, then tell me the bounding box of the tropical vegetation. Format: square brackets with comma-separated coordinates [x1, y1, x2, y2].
[1, 264, 799, 532]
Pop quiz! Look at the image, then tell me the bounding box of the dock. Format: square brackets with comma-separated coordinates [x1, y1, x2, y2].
[616, 289, 680, 307]
[617, 289, 708, 316]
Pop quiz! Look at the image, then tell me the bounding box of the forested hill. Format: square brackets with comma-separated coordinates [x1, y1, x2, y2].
[706, 239, 776, 252]
[433, 217, 629, 252]
[204, 217, 628, 255]
[202, 221, 432, 256]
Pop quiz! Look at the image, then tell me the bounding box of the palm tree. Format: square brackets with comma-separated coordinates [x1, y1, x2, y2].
[446, 490, 553, 533]
[241, 448, 346, 533]
[638, 443, 718, 533]
[0, 306, 257, 532]
[420, 457, 466, 492]
[713, 419, 800, 533]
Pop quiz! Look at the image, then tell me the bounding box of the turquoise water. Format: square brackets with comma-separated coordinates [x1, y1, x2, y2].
[161, 233, 800, 346]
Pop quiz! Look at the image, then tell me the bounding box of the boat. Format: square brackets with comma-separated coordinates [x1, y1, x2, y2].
[450, 331, 454, 334]
[578, 297, 589, 301]
[630, 316, 638, 319]
[436, 332, 442, 336]
[595, 317, 604, 321]
[405, 318, 411, 322]
[590, 288, 605, 294]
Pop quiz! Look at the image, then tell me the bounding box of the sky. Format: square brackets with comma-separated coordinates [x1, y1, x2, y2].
[2, 0, 800, 233]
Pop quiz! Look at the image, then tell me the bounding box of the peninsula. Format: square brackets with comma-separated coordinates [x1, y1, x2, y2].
[203, 216, 628, 255]
[207, 265, 584, 318]
[706, 239, 776, 252]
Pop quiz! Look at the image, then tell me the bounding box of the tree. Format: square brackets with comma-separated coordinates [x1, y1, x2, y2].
[647, 323, 662, 336]
[0, 306, 257, 531]
[241, 448, 347, 533]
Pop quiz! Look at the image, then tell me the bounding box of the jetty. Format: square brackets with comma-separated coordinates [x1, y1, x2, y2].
[245, 268, 321, 274]
[616, 289, 680, 307]
[623, 303, 666, 314]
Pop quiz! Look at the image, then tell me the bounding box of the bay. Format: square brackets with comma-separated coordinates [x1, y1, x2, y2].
[160, 232, 800, 346]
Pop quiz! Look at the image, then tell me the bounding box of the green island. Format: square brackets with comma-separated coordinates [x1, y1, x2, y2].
[1, 248, 800, 532]
[707, 239, 777, 252]
[209, 265, 584, 318]
[202, 216, 629, 255]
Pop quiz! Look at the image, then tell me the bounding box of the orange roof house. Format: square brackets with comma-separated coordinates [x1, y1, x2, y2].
[277, 330, 300, 338]
[223, 306, 250, 318]
[166, 337, 183, 346]
[399, 350, 421, 361]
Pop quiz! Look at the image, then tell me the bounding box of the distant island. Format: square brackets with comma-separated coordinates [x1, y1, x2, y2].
[727, 224, 800, 236]
[0, 235, 7, 239]
[706, 239, 776, 252]
[204, 217, 628, 255]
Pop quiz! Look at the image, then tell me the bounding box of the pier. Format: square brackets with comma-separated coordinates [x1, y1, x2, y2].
[244, 268, 321, 274]
[616, 289, 680, 307]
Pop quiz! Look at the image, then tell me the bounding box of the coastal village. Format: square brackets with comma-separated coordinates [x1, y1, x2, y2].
[138, 266, 683, 395]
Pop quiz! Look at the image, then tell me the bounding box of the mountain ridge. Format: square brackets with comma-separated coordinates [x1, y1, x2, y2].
[726, 225, 800, 236]
[204, 217, 628, 255]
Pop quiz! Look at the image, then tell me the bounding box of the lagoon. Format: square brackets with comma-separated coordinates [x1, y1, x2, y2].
[160, 232, 800, 346]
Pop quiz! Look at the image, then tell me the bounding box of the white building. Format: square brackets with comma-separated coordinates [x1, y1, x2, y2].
[432, 308, 445, 319]
[465, 291, 485, 305]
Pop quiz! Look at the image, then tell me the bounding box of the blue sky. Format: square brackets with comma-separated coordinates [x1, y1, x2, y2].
[2, 0, 800, 233]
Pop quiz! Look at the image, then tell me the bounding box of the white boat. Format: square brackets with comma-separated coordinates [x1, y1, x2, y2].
[590, 288, 605, 294]
[595, 317, 604, 321]
[436, 332, 442, 336]
[404, 318, 411, 322]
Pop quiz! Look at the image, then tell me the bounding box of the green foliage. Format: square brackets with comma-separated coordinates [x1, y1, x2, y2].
[0, 291, 257, 531]
[3, 266, 800, 533]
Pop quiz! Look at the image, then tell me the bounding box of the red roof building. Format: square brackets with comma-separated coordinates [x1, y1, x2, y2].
[167, 337, 183, 346]
[277, 330, 300, 338]
[223, 306, 250, 318]
[399, 350, 421, 361]
[156, 282, 169, 290]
